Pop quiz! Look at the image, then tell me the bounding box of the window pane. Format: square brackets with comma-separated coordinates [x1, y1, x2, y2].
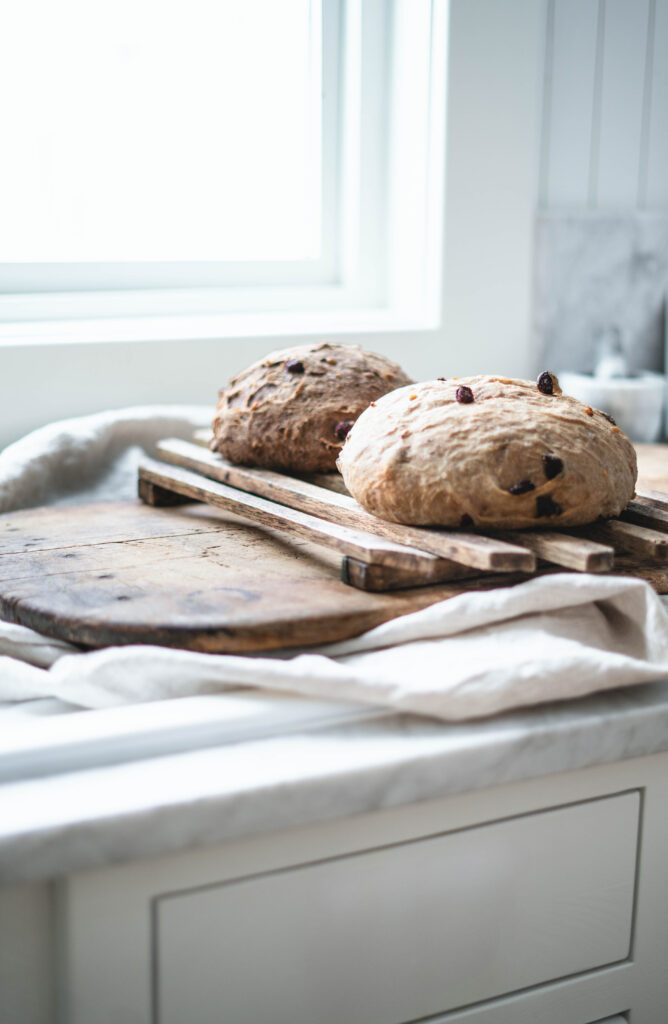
[0, 0, 321, 262]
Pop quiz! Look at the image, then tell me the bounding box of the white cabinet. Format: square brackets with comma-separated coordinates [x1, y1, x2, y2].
[157, 795, 638, 1024]
[50, 752, 668, 1024]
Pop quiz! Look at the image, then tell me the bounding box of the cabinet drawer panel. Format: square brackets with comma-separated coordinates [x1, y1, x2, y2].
[156, 793, 639, 1024]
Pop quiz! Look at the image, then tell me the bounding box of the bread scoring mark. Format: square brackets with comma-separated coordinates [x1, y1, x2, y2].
[226, 389, 244, 408]
[248, 383, 278, 406]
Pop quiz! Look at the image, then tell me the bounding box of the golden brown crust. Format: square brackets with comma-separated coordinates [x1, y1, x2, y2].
[212, 342, 413, 472]
[338, 375, 638, 528]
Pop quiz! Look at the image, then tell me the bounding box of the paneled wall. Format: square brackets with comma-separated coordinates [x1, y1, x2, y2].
[539, 0, 668, 209]
[534, 0, 668, 379]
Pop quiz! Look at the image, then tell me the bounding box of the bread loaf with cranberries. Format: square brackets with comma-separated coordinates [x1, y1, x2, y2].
[337, 373, 637, 528]
[212, 342, 413, 473]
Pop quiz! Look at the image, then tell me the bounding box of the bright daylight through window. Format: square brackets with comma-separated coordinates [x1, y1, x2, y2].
[0, 0, 326, 282]
[0, 0, 446, 329]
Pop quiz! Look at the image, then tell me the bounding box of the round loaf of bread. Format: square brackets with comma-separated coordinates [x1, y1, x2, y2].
[337, 374, 637, 528]
[212, 342, 413, 473]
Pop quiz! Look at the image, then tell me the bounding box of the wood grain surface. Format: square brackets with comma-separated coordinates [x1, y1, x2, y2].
[2, 443, 668, 654]
[584, 519, 668, 561]
[0, 502, 533, 652]
[622, 497, 668, 530]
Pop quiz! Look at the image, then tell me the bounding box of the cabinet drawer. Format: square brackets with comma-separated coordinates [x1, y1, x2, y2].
[155, 793, 639, 1024]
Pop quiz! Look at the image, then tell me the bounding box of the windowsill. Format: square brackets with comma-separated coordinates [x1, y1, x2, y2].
[0, 305, 445, 452]
[0, 306, 438, 347]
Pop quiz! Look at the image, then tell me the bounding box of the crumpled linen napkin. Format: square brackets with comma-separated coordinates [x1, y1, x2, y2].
[2, 407, 668, 721]
[2, 574, 668, 720]
[0, 404, 212, 513]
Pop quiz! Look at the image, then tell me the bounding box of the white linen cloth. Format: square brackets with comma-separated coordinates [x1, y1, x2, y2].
[0, 405, 213, 513]
[2, 408, 668, 721]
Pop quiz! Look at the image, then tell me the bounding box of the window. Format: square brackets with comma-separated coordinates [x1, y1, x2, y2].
[1, 1, 547, 452]
[1, 0, 346, 311]
[2, 0, 323, 267]
[0, 0, 450, 324]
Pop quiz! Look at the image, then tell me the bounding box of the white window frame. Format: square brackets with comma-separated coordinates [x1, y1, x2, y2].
[0, 0, 547, 451]
[0, 0, 398, 322]
[0, 0, 446, 324]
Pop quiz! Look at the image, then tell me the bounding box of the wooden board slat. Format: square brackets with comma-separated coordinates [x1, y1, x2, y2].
[303, 457, 616, 574]
[138, 457, 462, 576]
[155, 439, 536, 573]
[621, 499, 668, 532]
[192, 428, 213, 448]
[585, 519, 668, 562]
[341, 558, 480, 592]
[494, 529, 614, 573]
[635, 489, 668, 511]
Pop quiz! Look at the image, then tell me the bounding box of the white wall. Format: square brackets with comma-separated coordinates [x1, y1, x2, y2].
[534, 0, 668, 377]
[440, 0, 545, 378]
[539, 0, 668, 208]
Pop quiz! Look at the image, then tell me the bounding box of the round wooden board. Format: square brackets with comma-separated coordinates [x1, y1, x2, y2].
[0, 501, 495, 653]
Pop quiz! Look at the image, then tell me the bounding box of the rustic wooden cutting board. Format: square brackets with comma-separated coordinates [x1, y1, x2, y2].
[2, 443, 668, 654]
[0, 501, 539, 653]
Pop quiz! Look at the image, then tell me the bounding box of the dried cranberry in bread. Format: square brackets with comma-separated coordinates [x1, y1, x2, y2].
[337, 374, 637, 528]
[212, 342, 413, 472]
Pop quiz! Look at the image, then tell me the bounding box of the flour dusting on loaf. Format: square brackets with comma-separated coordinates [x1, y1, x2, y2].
[212, 342, 413, 473]
[337, 374, 637, 528]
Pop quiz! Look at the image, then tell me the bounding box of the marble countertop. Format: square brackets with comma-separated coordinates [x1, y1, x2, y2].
[2, 676, 668, 884]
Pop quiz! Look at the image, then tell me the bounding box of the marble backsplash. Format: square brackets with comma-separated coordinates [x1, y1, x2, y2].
[533, 212, 668, 375]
